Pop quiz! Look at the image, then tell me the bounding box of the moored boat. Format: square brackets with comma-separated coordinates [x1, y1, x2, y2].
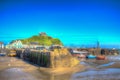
[86, 54, 96, 59]
[8, 50, 16, 57]
[0, 53, 6, 56]
[96, 55, 106, 60]
[78, 54, 86, 58]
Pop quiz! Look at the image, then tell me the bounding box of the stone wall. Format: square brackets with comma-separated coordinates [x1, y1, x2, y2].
[16, 48, 79, 68]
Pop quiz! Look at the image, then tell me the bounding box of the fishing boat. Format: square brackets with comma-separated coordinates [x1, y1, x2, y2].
[78, 54, 86, 58]
[96, 55, 106, 60]
[8, 50, 16, 57]
[71, 49, 88, 58]
[0, 49, 6, 56]
[86, 54, 96, 59]
[0, 53, 6, 56]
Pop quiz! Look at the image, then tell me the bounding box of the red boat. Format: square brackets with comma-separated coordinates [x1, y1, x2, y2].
[96, 55, 106, 60]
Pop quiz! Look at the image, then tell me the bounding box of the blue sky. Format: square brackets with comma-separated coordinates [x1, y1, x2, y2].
[0, 0, 120, 48]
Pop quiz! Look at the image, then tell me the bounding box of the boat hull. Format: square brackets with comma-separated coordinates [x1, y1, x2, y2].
[86, 55, 96, 59]
[96, 56, 106, 60]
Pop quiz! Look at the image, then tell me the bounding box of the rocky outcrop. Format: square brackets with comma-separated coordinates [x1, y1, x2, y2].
[16, 48, 83, 74]
[49, 48, 79, 68]
[39, 48, 83, 74]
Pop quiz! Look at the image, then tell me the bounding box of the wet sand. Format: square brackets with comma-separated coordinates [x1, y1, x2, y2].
[0, 56, 120, 80]
[0, 56, 85, 80]
[39, 64, 86, 75]
[0, 56, 39, 80]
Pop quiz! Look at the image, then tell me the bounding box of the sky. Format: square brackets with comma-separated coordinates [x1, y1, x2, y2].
[0, 0, 120, 48]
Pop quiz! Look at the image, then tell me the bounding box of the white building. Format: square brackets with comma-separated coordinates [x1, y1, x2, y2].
[6, 40, 23, 49]
[0, 42, 4, 49]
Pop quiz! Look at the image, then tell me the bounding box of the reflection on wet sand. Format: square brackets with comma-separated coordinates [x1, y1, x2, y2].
[0, 56, 120, 80]
[48, 73, 71, 80]
[71, 68, 120, 80]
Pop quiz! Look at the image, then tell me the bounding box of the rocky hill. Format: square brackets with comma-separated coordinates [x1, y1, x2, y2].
[20, 32, 63, 46]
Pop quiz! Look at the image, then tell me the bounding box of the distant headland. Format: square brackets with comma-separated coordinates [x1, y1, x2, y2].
[15, 32, 63, 46]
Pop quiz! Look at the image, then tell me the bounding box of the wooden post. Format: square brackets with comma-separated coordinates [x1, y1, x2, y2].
[31, 52, 33, 63]
[39, 53, 42, 66]
[49, 51, 54, 68]
[41, 52, 43, 66]
[37, 53, 40, 66]
[47, 52, 50, 67]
